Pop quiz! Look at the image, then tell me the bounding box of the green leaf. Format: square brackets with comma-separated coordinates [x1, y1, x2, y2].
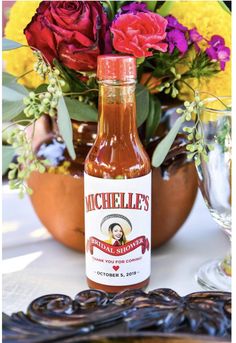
[2, 100, 26, 122]
[64, 97, 98, 122]
[145, 1, 157, 11]
[2, 146, 15, 175]
[53, 59, 89, 93]
[3, 72, 28, 96]
[2, 38, 23, 51]
[2, 72, 29, 121]
[157, 1, 174, 16]
[57, 96, 76, 160]
[3, 85, 27, 101]
[218, 0, 231, 14]
[12, 111, 29, 123]
[101, 1, 115, 19]
[136, 84, 149, 127]
[145, 96, 161, 142]
[2, 72, 17, 84]
[35, 84, 48, 94]
[152, 115, 184, 168]
[136, 57, 145, 66]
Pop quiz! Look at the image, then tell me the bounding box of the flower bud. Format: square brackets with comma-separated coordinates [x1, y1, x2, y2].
[24, 108, 29, 115]
[54, 69, 60, 76]
[51, 101, 58, 108]
[8, 170, 16, 180]
[29, 92, 35, 99]
[47, 86, 55, 93]
[28, 108, 34, 116]
[42, 98, 50, 105]
[56, 90, 62, 97]
[45, 92, 52, 99]
[50, 78, 57, 85]
[23, 97, 30, 105]
[59, 79, 66, 87]
[49, 108, 56, 117]
[198, 145, 203, 152]
[186, 114, 192, 121]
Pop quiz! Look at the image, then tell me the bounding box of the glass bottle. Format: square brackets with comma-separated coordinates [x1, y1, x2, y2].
[84, 55, 151, 293]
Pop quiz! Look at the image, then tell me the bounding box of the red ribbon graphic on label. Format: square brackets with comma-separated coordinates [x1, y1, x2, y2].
[87, 236, 149, 256]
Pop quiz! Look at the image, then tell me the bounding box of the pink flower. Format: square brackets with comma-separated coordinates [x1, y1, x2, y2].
[111, 12, 168, 58]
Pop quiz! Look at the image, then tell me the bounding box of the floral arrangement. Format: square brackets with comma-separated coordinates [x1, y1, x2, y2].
[2, 0, 231, 196]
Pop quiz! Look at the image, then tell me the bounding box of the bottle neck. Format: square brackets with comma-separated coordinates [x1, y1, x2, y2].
[97, 81, 137, 138]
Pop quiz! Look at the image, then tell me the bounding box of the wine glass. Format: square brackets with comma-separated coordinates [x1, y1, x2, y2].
[195, 96, 231, 291]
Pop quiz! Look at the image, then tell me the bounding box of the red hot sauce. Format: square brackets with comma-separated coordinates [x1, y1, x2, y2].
[84, 55, 151, 293]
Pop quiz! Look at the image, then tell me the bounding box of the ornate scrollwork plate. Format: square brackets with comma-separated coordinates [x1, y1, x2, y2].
[3, 288, 231, 342]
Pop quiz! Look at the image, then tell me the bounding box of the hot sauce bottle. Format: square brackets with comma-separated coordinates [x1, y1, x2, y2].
[84, 55, 151, 293]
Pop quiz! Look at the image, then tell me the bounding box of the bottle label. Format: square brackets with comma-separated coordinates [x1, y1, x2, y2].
[84, 172, 151, 286]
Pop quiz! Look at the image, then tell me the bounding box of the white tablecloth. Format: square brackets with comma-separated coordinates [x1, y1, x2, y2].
[2, 185, 229, 315]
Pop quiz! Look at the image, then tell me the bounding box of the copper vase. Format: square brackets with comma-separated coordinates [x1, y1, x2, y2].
[27, 113, 198, 251]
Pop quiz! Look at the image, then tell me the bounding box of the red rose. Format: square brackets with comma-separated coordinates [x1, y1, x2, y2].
[24, 1, 111, 71]
[111, 12, 168, 58]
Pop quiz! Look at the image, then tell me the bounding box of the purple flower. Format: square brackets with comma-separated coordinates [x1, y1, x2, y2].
[189, 28, 203, 52]
[206, 45, 230, 71]
[217, 46, 230, 70]
[166, 15, 187, 32]
[206, 46, 218, 60]
[120, 2, 149, 14]
[167, 29, 188, 55]
[114, 1, 149, 20]
[208, 35, 225, 48]
[165, 15, 188, 55]
[206, 34, 230, 71]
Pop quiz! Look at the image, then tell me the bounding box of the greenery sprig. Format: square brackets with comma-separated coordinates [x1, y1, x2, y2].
[23, 51, 63, 119]
[4, 49, 67, 197]
[177, 96, 213, 166]
[6, 127, 49, 198]
[152, 88, 231, 169]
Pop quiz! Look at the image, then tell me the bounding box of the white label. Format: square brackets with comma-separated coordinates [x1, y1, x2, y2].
[84, 172, 151, 286]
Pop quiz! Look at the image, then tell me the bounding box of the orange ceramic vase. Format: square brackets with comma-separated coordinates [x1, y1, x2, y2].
[28, 114, 198, 251]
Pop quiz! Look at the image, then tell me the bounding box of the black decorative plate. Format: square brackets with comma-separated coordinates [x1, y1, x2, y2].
[3, 288, 231, 342]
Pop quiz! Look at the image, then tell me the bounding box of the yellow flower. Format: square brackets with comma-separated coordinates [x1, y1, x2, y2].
[48, 161, 71, 175]
[170, 1, 231, 100]
[3, 1, 42, 89]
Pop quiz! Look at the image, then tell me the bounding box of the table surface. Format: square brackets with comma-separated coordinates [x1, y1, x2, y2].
[2, 185, 230, 315]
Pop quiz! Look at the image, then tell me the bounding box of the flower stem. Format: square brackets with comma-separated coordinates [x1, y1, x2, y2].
[143, 73, 154, 87]
[16, 70, 34, 81]
[197, 91, 230, 109]
[180, 79, 196, 94]
[64, 89, 98, 96]
[104, 1, 115, 19]
[2, 120, 32, 132]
